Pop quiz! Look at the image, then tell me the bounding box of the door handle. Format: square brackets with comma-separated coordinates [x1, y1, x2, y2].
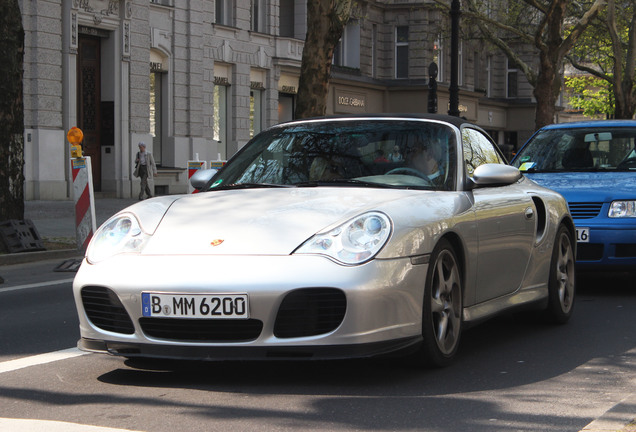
[525, 207, 534, 219]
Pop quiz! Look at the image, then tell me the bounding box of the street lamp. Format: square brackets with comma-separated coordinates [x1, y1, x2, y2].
[448, 0, 461, 117]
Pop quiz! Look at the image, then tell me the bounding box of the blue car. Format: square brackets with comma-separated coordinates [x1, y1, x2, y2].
[512, 120, 636, 272]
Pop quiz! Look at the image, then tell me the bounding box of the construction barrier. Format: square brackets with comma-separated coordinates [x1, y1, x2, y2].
[72, 156, 97, 251]
[0, 219, 45, 253]
[209, 160, 226, 170]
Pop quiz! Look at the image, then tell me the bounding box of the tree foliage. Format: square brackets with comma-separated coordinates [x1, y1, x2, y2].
[459, 0, 606, 129]
[295, 0, 353, 119]
[565, 75, 613, 117]
[0, 0, 25, 221]
[567, 0, 636, 119]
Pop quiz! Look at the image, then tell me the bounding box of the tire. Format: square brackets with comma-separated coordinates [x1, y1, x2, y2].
[418, 239, 463, 367]
[545, 225, 576, 324]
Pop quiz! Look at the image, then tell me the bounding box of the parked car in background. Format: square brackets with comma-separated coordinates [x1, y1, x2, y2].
[74, 114, 575, 368]
[512, 120, 636, 272]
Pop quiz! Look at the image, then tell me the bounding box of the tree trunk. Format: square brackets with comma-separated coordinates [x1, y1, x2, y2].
[532, 0, 568, 129]
[0, 0, 25, 221]
[533, 51, 562, 129]
[610, 0, 636, 119]
[295, 0, 352, 119]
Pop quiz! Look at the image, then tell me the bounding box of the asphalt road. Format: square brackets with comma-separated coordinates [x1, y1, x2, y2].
[0, 261, 634, 432]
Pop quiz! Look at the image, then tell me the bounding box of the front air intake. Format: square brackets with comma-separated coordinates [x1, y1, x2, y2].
[274, 288, 346, 338]
[139, 317, 263, 342]
[81, 286, 135, 334]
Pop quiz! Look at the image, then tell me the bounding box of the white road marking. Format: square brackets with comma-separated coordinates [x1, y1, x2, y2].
[0, 279, 75, 293]
[0, 418, 144, 431]
[0, 348, 88, 374]
[0, 350, 145, 432]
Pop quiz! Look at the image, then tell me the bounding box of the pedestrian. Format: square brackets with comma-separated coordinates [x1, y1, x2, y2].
[134, 142, 157, 200]
[388, 145, 403, 162]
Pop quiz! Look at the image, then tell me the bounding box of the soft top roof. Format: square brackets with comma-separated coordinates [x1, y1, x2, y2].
[276, 113, 472, 129]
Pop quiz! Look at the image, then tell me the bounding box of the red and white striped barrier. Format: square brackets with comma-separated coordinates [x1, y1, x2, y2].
[71, 156, 97, 251]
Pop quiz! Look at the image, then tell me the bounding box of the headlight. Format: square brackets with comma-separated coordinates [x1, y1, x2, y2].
[608, 201, 636, 218]
[86, 213, 150, 263]
[295, 212, 392, 265]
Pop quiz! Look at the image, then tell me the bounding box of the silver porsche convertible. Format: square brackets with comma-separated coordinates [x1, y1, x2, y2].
[73, 115, 576, 367]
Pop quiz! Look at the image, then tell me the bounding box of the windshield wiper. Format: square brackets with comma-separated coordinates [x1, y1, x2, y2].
[294, 179, 398, 188]
[209, 182, 293, 191]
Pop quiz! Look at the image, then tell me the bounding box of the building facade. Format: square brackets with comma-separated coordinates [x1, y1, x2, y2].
[20, 0, 547, 200]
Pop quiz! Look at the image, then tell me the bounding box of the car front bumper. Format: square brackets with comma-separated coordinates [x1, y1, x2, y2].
[574, 223, 636, 271]
[73, 254, 428, 361]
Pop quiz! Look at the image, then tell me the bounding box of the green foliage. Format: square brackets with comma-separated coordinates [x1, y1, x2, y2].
[565, 75, 614, 117]
[567, 0, 636, 118]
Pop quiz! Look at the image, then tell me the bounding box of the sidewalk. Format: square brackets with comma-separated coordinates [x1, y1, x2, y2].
[0, 198, 138, 266]
[24, 198, 138, 240]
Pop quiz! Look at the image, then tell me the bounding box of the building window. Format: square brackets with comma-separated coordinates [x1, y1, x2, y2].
[150, 71, 164, 165]
[215, 0, 234, 26]
[278, 93, 295, 122]
[371, 24, 377, 78]
[214, 84, 228, 158]
[395, 26, 409, 79]
[251, 0, 266, 33]
[507, 58, 518, 98]
[487, 55, 492, 97]
[433, 35, 444, 82]
[150, 0, 173, 6]
[474, 51, 480, 91]
[250, 89, 263, 138]
[279, 0, 294, 37]
[333, 20, 360, 69]
[458, 41, 464, 86]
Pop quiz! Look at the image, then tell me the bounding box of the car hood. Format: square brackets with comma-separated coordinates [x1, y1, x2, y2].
[140, 187, 422, 256]
[526, 172, 636, 202]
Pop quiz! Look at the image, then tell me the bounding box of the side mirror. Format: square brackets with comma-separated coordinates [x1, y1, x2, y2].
[471, 164, 521, 187]
[189, 168, 218, 190]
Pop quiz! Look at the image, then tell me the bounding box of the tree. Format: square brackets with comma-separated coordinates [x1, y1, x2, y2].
[0, 0, 25, 221]
[460, 0, 606, 129]
[567, 0, 636, 119]
[295, 0, 353, 119]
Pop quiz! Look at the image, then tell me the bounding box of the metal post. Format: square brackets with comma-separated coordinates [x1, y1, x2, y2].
[428, 62, 438, 113]
[448, 0, 461, 117]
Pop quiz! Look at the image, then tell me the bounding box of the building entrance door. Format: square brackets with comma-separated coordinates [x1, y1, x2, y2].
[77, 35, 102, 191]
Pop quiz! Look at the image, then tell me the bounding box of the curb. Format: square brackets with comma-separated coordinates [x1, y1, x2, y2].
[0, 249, 84, 267]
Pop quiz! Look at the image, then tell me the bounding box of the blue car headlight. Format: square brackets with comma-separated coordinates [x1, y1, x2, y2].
[295, 212, 392, 265]
[86, 213, 150, 263]
[608, 201, 636, 218]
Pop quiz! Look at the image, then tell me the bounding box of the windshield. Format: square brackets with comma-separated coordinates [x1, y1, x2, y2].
[513, 126, 636, 172]
[206, 119, 457, 191]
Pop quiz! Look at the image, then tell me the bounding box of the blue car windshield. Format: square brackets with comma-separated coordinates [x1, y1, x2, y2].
[513, 127, 636, 172]
[205, 119, 458, 191]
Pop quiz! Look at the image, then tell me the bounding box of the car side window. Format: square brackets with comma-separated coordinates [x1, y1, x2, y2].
[462, 128, 505, 176]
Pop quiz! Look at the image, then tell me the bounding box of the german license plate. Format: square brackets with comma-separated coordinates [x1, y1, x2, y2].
[141, 292, 249, 319]
[576, 227, 590, 243]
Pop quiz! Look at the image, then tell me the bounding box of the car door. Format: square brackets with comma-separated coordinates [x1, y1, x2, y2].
[463, 127, 536, 302]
